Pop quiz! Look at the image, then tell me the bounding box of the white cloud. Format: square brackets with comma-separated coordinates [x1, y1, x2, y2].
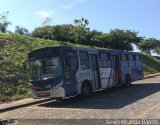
[61, 0, 87, 10]
[35, 11, 54, 18]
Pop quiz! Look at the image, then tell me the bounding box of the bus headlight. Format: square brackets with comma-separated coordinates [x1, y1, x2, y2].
[45, 85, 52, 89]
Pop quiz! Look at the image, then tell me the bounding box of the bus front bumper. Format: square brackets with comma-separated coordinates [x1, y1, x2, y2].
[30, 87, 66, 98]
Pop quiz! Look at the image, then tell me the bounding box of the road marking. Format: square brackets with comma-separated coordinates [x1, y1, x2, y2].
[136, 102, 160, 119]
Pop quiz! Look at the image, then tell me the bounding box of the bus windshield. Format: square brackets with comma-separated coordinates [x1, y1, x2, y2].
[29, 56, 62, 81]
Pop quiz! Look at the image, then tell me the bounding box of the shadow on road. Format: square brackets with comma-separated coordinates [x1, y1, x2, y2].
[38, 83, 160, 109]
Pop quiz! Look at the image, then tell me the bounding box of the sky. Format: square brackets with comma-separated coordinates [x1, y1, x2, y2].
[0, 0, 160, 53]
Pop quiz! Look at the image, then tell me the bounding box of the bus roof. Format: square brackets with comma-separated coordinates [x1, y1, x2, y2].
[98, 49, 141, 55]
[28, 45, 141, 59]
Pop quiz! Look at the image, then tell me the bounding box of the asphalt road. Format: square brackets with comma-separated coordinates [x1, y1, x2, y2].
[0, 75, 160, 124]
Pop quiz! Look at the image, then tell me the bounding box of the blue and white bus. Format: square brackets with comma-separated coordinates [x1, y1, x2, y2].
[28, 46, 144, 99]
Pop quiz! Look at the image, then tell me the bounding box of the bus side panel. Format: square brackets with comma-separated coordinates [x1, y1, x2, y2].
[63, 74, 78, 97]
[131, 66, 144, 81]
[100, 68, 111, 88]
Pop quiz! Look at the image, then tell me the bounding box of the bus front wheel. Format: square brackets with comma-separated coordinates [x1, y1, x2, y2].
[81, 82, 92, 98]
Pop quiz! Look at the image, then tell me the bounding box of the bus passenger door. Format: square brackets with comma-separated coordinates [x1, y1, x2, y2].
[90, 54, 101, 89]
[111, 55, 122, 86]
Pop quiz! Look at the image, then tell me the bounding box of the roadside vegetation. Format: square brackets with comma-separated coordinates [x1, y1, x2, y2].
[0, 11, 159, 102]
[142, 54, 160, 74]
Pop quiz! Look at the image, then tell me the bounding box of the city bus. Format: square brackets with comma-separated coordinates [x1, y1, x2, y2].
[28, 46, 144, 99]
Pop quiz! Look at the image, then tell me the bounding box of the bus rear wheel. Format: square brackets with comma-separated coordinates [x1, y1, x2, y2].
[124, 75, 131, 87]
[81, 83, 92, 98]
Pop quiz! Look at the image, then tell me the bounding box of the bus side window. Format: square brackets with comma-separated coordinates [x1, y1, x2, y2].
[64, 52, 78, 79]
[136, 55, 142, 66]
[79, 52, 90, 69]
[99, 53, 111, 68]
[121, 54, 128, 66]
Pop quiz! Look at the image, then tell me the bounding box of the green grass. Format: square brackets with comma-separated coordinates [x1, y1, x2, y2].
[142, 54, 160, 74]
[0, 33, 160, 102]
[0, 84, 30, 103]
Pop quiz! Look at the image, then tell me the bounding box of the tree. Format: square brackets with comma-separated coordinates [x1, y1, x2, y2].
[0, 11, 11, 33]
[138, 38, 160, 55]
[87, 30, 103, 46]
[52, 24, 74, 41]
[15, 26, 29, 35]
[91, 33, 109, 47]
[70, 17, 90, 44]
[31, 26, 54, 39]
[105, 29, 143, 51]
[74, 17, 89, 29]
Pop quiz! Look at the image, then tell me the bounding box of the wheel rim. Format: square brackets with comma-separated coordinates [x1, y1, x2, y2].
[83, 86, 90, 95]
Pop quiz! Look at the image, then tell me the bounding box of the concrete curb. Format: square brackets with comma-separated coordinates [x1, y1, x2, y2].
[143, 73, 160, 79]
[0, 98, 53, 113]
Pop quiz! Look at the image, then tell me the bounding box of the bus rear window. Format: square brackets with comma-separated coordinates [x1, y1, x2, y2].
[136, 55, 141, 60]
[136, 55, 142, 66]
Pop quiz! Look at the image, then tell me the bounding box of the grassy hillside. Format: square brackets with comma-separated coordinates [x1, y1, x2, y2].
[0, 33, 160, 102]
[142, 54, 160, 74]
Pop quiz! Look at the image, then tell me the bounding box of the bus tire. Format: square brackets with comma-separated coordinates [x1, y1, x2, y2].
[81, 82, 92, 98]
[124, 75, 131, 87]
